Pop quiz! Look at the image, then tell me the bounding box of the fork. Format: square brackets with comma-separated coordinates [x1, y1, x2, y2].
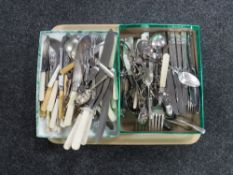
[187, 100, 196, 113]
[150, 104, 165, 131]
[149, 53, 170, 131]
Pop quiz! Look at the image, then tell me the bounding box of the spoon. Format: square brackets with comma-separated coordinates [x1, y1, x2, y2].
[64, 36, 79, 59]
[178, 71, 200, 87]
[151, 33, 166, 49]
[151, 33, 166, 59]
[175, 70, 200, 87]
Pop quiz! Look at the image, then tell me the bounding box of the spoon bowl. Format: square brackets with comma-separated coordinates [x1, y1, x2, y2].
[64, 36, 79, 59]
[151, 33, 166, 49]
[178, 71, 200, 87]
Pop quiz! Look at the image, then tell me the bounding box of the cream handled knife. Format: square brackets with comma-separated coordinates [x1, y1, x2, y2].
[64, 36, 92, 126]
[160, 53, 170, 91]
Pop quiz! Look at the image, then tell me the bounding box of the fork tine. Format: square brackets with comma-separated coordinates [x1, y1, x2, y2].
[157, 115, 160, 131]
[161, 115, 164, 131]
[159, 114, 162, 131]
[149, 119, 151, 131]
[158, 115, 161, 131]
[149, 118, 152, 131]
[153, 117, 155, 131]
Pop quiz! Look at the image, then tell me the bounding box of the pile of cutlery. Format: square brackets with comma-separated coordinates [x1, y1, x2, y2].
[120, 31, 205, 134]
[39, 30, 118, 150]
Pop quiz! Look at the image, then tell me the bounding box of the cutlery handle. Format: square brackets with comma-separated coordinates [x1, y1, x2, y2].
[60, 62, 74, 75]
[64, 91, 77, 126]
[176, 119, 205, 134]
[113, 76, 118, 100]
[39, 72, 46, 101]
[141, 32, 149, 40]
[175, 33, 182, 69]
[72, 108, 93, 150]
[123, 47, 132, 75]
[48, 65, 61, 88]
[108, 106, 117, 122]
[47, 80, 58, 112]
[81, 115, 93, 145]
[59, 118, 65, 128]
[49, 98, 59, 129]
[99, 44, 104, 58]
[46, 111, 50, 131]
[63, 75, 68, 97]
[41, 87, 52, 113]
[98, 61, 114, 79]
[181, 32, 188, 70]
[58, 90, 64, 119]
[111, 99, 117, 109]
[160, 53, 170, 89]
[63, 114, 81, 150]
[133, 89, 137, 109]
[40, 109, 46, 118]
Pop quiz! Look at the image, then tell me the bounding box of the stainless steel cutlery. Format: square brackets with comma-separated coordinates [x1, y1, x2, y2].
[120, 30, 203, 133]
[39, 30, 117, 150]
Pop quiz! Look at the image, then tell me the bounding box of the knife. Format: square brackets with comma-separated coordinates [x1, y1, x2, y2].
[168, 32, 179, 115]
[175, 32, 185, 114]
[95, 30, 116, 142]
[69, 30, 116, 149]
[181, 32, 189, 112]
[64, 35, 92, 126]
[39, 36, 50, 101]
[41, 38, 61, 113]
[58, 35, 70, 119]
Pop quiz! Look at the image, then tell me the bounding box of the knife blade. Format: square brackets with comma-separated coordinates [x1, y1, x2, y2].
[48, 38, 61, 79]
[175, 32, 186, 115]
[95, 79, 113, 142]
[93, 30, 115, 106]
[168, 32, 180, 115]
[94, 30, 116, 141]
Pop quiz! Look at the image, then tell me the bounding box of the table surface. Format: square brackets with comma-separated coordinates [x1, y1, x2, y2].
[0, 0, 232, 175]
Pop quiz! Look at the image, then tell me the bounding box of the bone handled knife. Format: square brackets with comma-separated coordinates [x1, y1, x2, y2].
[160, 53, 170, 91]
[64, 36, 91, 126]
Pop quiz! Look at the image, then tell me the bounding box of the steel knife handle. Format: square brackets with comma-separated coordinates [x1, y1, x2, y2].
[97, 61, 114, 79]
[176, 118, 205, 134]
[113, 73, 118, 100]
